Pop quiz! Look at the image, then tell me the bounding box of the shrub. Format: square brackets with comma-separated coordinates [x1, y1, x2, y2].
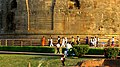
[104, 47, 119, 59]
[0, 46, 55, 53]
[87, 48, 104, 55]
[73, 45, 89, 57]
[62, 47, 66, 53]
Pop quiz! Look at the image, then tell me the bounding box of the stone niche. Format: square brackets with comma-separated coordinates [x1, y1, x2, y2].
[0, 0, 120, 35]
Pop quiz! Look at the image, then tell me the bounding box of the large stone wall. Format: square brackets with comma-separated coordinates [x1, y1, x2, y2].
[53, 0, 120, 34]
[0, 0, 120, 35]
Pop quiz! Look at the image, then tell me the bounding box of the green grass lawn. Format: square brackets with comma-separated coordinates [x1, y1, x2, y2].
[0, 54, 101, 67]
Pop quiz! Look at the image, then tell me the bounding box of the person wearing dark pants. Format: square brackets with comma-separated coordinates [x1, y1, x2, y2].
[58, 36, 61, 44]
[76, 36, 80, 45]
[111, 37, 114, 46]
[71, 36, 75, 45]
[56, 43, 60, 54]
[86, 36, 89, 45]
[61, 55, 65, 66]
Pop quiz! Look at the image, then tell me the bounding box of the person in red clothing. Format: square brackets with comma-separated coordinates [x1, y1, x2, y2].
[41, 36, 46, 46]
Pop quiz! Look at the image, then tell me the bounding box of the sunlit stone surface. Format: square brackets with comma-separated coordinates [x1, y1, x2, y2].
[0, 0, 120, 38]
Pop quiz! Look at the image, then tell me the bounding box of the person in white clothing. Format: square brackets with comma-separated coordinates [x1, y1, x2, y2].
[90, 37, 93, 46]
[56, 43, 60, 54]
[61, 37, 65, 47]
[48, 38, 50, 46]
[94, 36, 97, 47]
[97, 37, 99, 46]
[66, 42, 72, 51]
[92, 38, 95, 46]
[111, 37, 114, 46]
[50, 37, 54, 47]
[65, 37, 67, 45]
[65, 42, 72, 56]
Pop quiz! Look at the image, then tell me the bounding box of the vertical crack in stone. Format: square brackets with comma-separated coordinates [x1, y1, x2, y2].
[51, 0, 56, 30]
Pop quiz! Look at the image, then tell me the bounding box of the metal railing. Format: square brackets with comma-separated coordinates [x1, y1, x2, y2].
[0, 38, 119, 47]
[0, 39, 41, 46]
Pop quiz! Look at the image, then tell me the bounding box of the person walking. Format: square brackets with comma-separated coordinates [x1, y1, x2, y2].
[61, 37, 65, 47]
[90, 37, 93, 46]
[97, 37, 99, 47]
[65, 37, 67, 45]
[94, 36, 97, 47]
[111, 37, 114, 47]
[76, 36, 80, 45]
[56, 43, 60, 54]
[71, 36, 75, 45]
[50, 37, 54, 47]
[58, 36, 61, 44]
[85, 36, 89, 45]
[48, 38, 51, 46]
[41, 36, 46, 46]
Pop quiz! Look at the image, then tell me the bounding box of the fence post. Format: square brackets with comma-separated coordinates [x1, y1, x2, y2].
[21, 40, 23, 47]
[30, 40, 32, 46]
[0, 40, 1, 46]
[12, 40, 14, 46]
[5, 40, 7, 46]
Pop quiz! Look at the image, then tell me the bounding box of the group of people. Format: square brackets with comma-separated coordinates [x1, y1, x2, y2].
[41, 36, 92, 47]
[41, 36, 115, 47]
[41, 36, 79, 54]
[54, 36, 73, 54]
[41, 36, 115, 66]
[89, 36, 115, 47]
[90, 36, 99, 47]
[45, 36, 81, 47]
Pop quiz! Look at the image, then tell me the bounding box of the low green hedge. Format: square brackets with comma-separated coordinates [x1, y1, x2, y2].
[104, 47, 119, 58]
[62, 45, 89, 57]
[73, 45, 89, 57]
[0, 46, 55, 53]
[62, 46, 104, 55]
[87, 48, 104, 55]
[62, 48, 66, 53]
[1, 46, 120, 57]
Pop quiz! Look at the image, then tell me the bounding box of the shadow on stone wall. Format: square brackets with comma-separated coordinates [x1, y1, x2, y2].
[6, 0, 17, 32]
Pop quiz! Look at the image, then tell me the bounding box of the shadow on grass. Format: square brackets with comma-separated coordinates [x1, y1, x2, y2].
[29, 56, 60, 60]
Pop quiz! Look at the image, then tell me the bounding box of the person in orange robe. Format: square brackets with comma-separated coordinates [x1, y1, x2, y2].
[42, 36, 46, 46]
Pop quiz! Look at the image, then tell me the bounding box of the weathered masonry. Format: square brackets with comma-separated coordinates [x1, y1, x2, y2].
[0, 0, 120, 38]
